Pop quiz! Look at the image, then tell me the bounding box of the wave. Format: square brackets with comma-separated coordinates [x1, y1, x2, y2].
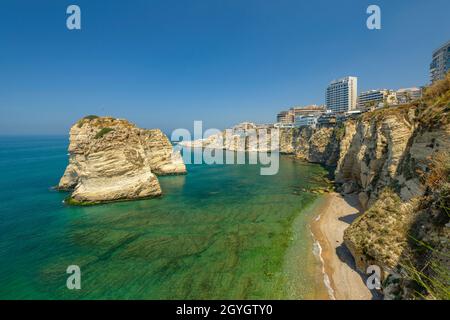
[310, 230, 336, 300]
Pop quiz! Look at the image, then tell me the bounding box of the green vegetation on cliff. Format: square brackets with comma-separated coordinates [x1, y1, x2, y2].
[77, 115, 99, 128]
[94, 127, 115, 139]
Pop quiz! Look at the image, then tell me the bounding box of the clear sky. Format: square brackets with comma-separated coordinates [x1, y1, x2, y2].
[0, 0, 449, 135]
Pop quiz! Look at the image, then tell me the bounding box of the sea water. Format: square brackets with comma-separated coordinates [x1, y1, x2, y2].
[0, 136, 329, 299]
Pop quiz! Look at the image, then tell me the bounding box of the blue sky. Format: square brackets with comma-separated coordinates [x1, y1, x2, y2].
[0, 0, 449, 134]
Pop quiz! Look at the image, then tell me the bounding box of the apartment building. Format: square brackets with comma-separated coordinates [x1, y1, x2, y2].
[358, 89, 397, 110]
[325, 76, 358, 113]
[396, 87, 423, 105]
[294, 115, 319, 128]
[276, 110, 295, 124]
[430, 40, 450, 83]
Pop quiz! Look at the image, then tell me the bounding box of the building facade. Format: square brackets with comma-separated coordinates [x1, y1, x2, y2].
[274, 122, 295, 129]
[326, 76, 358, 113]
[395, 87, 422, 105]
[290, 105, 326, 118]
[276, 110, 294, 124]
[430, 40, 450, 83]
[276, 105, 325, 125]
[317, 113, 337, 127]
[294, 115, 318, 128]
[358, 89, 397, 110]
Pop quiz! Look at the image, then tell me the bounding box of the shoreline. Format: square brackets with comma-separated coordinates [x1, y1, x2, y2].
[310, 192, 377, 300]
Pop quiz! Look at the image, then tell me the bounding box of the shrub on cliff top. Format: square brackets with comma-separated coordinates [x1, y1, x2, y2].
[83, 115, 99, 120]
[423, 72, 450, 100]
[417, 72, 450, 128]
[423, 151, 450, 192]
[77, 115, 100, 128]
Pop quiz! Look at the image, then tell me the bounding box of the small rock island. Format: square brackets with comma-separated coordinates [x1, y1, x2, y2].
[58, 115, 186, 204]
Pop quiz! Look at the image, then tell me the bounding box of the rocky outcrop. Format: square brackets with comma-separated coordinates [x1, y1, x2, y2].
[142, 129, 186, 175]
[288, 125, 343, 165]
[343, 189, 418, 274]
[58, 116, 186, 204]
[335, 108, 419, 208]
[278, 128, 296, 153]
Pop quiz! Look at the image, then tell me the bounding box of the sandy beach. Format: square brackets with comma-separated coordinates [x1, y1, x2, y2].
[311, 192, 378, 300]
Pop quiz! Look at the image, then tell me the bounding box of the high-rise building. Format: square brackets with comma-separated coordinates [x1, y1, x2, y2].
[326, 76, 358, 113]
[430, 40, 450, 83]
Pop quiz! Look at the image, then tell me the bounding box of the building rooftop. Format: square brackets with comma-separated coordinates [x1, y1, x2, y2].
[359, 89, 390, 94]
[329, 76, 357, 84]
[396, 87, 421, 92]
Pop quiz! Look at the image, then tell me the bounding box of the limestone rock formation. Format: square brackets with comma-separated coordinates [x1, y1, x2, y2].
[142, 129, 187, 175]
[290, 125, 342, 165]
[58, 116, 186, 204]
[334, 108, 419, 206]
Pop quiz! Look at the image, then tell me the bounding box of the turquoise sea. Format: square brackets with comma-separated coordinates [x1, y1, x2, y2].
[0, 136, 330, 299]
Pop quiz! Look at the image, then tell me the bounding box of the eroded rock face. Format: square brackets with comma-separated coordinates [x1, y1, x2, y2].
[142, 129, 187, 175]
[290, 126, 342, 165]
[335, 109, 418, 205]
[278, 107, 449, 206]
[58, 116, 186, 204]
[343, 190, 417, 273]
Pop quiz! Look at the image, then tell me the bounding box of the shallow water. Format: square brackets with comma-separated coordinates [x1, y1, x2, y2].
[0, 136, 330, 299]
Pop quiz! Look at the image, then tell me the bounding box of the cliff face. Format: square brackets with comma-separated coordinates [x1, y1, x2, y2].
[58, 116, 186, 204]
[336, 109, 420, 208]
[285, 126, 343, 165]
[280, 108, 431, 205]
[142, 129, 186, 175]
[280, 75, 450, 299]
